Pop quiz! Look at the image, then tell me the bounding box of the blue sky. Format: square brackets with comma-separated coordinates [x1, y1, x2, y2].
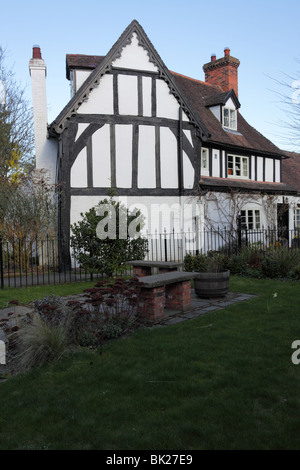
[1, 0, 300, 151]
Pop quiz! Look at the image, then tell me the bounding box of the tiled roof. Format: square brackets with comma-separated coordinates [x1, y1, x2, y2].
[66, 54, 105, 79]
[170, 72, 283, 157]
[199, 176, 297, 195]
[282, 151, 300, 194]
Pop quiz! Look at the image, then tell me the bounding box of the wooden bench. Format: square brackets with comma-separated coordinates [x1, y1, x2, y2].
[128, 260, 183, 277]
[137, 271, 198, 321]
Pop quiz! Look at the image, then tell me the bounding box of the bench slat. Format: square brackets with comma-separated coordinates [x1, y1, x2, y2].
[138, 271, 197, 288]
[128, 261, 183, 268]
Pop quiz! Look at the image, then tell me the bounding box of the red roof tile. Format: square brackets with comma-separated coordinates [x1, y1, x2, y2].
[282, 151, 300, 193]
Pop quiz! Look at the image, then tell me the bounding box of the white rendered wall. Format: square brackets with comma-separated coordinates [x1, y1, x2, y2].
[257, 157, 263, 181]
[275, 159, 280, 182]
[251, 156, 256, 181]
[30, 57, 57, 185]
[265, 157, 274, 182]
[71, 148, 87, 187]
[75, 123, 89, 140]
[35, 139, 57, 185]
[225, 97, 236, 109]
[75, 70, 92, 91]
[118, 75, 138, 115]
[183, 152, 194, 189]
[78, 74, 114, 114]
[115, 124, 132, 187]
[156, 79, 180, 120]
[160, 127, 178, 188]
[138, 125, 156, 188]
[92, 124, 111, 187]
[212, 149, 220, 177]
[142, 76, 152, 116]
[112, 33, 159, 72]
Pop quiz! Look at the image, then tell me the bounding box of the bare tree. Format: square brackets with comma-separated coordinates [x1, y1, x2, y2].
[0, 46, 34, 180]
[268, 59, 300, 151]
[199, 188, 261, 234]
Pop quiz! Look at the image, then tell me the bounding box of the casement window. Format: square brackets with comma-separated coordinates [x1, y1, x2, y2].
[240, 209, 261, 230]
[201, 148, 209, 170]
[223, 107, 237, 130]
[294, 208, 300, 228]
[227, 154, 249, 179]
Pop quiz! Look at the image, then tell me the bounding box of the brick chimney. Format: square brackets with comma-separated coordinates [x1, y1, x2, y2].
[29, 45, 48, 168]
[203, 48, 240, 97]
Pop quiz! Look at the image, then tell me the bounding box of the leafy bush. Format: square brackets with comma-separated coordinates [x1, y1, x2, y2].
[240, 246, 265, 269]
[70, 195, 148, 277]
[261, 257, 281, 279]
[226, 255, 247, 275]
[185, 247, 300, 279]
[184, 252, 227, 272]
[262, 247, 300, 278]
[292, 265, 300, 280]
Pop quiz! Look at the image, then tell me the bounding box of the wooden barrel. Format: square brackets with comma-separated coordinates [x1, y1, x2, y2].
[194, 270, 230, 298]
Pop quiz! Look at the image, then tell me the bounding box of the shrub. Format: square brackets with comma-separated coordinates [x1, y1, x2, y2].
[292, 265, 300, 280]
[226, 254, 247, 275]
[261, 257, 281, 279]
[184, 253, 195, 272]
[16, 314, 68, 370]
[292, 236, 300, 249]
[262, 247, 300, 278]
[184, 252, 227, 272]
[70, 195, 148, 277]
[240, 246, 265, 269]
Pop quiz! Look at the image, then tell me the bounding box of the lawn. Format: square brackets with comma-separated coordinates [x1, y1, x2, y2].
[0, 276, 300, 450]
[0, 280, 97, 308]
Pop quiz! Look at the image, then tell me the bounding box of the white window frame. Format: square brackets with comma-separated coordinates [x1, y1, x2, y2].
[240, 209, 261, 230]
[201, 147, 209, 172]
[222, 107, 237, 130]
[227, 154, 249, 179]
[294, 208, 300, 228]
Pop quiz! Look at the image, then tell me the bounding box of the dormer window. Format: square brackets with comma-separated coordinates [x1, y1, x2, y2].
[223, 107, 237, 130]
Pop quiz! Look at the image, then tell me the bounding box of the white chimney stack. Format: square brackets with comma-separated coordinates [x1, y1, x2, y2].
[29, 45, 48, 169]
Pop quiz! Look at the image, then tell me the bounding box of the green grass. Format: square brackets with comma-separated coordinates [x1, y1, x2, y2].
[0, 276, 300, 449]
[0, 281, 97, 308]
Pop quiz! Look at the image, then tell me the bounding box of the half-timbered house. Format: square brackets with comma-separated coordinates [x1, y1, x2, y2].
[29, 20, 299, 264]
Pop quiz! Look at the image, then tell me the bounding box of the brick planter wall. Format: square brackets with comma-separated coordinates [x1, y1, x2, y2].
[137, 286, 165, 320]
[165, 281, 191, 310]
[137, 280, 192, 320]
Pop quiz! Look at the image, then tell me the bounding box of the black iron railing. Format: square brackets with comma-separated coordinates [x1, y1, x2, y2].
[0, 227, 299, 289]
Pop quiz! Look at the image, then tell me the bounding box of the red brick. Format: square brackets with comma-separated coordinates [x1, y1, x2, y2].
[165, 281, 191, 310]
[137, 286, 165, 320]
[133, 266, 151, 277]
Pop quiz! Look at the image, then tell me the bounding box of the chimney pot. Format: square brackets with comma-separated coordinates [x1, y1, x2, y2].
[211, 53, 216, 61]
[224, 47, 230, 57]
[32, 45, 42, 59]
